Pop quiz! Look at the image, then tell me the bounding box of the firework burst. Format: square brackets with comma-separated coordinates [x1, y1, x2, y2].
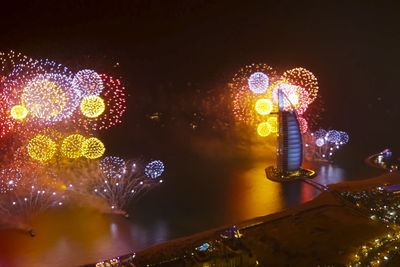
[86, 158, 165, 214]
[269, 80, 311, 115]
[0, 168, 65, 232]
[144, 160, 165, 179]
[282, 67, 319, 103]
[231, 63, 277, 95]
[230, 63, 321, 141]
[0, 93, 16, 138]
[304, 129, 350, 162]
[0, 168, 22, 194]
[0, 50, 32, 76]
[72, 69, 104, 97]
[232, 86, 271, 124]
[0, 50, 165, 232]
[73, 74, 127, 131]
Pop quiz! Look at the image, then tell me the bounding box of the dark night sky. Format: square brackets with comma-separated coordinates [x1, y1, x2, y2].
[0, 0, 399, 154]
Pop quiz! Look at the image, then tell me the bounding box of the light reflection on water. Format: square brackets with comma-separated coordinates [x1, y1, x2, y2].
[225, 160, 358, 221]
[316, 164, 347, 185]
[227, 161, 285, 220]
[0, 158, 382, 267]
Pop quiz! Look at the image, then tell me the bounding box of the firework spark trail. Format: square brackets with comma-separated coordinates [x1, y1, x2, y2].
[0, 49, 162, 231]
[71, 74, 127, 131]
[304, 129, 349, 162]
[0, 168, 65, 230]
[49, 157, 164, 215]
[92, 158, 164, 213]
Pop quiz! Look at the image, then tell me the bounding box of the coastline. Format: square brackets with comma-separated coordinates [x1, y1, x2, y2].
[92, 171, 400, 266]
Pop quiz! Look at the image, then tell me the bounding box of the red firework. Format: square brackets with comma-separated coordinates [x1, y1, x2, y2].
[298, 116, 308, 134]
[285, 86, 311, 115]
[0, 93, 15, 138]
[282, 67, 319, 104]
[78, 74, 127, 131]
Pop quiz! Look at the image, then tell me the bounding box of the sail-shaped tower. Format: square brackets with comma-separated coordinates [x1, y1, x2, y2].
[266, 89, 316, 182]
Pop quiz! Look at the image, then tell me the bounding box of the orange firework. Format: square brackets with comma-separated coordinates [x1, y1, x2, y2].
[282, 67, 319, 103]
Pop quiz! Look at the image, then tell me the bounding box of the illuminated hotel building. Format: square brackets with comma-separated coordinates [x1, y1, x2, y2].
[266, 89, 315, 181]
[277, 111, 303, 172]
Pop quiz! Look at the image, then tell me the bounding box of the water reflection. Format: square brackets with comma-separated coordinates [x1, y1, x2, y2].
[0, 159, 378, 266]
[110, 223, 118, 237]
[316, 164, 347, 185]
[228, 161, 284, 220]
[227, 160, 351, 222]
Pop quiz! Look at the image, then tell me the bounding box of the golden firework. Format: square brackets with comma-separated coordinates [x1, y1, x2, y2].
[81, 137, 105, 159]
[10, 105, 28, 120]
[80, 95, 105, 118]
[282, 67, 319, 103]
[257, 122, 271, 137]
[255, 99, 273, 115]
[27, 134, 57, 162]
[267, 116, 278, 133]
[61, 134, 86, 159]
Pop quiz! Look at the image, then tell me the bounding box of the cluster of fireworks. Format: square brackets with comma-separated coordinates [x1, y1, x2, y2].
[304, 129, 349, 161]
[231, 63, 350, 163]
[95, 158, 164, 214]
[231, 64, 318, 137]
[0, 164, 65, 233]
[0, 51, 164, 232]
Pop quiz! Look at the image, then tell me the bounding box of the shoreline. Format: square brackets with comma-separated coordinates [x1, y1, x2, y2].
[90, 171, 400, 266]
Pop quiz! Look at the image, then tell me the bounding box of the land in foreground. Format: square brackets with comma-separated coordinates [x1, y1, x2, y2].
[98, 172, 400, 266]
